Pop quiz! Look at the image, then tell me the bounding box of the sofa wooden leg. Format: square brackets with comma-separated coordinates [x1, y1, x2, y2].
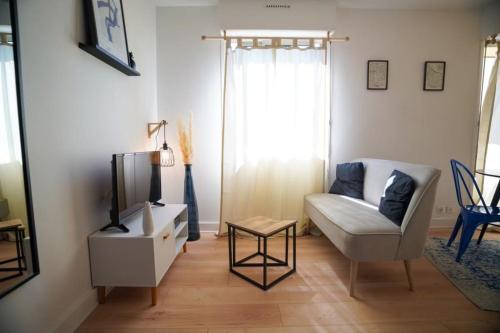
[404, 260, 414, 291]
[349, 260, 358, 297]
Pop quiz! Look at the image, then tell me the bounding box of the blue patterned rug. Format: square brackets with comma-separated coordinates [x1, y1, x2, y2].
[424, 237, 500, 312]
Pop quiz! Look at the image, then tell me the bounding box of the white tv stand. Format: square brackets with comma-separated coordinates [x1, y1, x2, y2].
[88, 204, 188, 306]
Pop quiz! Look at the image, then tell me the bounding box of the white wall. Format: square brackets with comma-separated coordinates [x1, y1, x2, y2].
[0, 0, 158, 332]
[330, 8, 482, 225]
[218, 0, 336, 30]
[0, 2, 489, 331]
[156, 5, 484, 228]
[157, 7, 222, 228]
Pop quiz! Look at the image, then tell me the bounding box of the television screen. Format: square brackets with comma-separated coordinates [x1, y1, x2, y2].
[110, 151, 161, 226]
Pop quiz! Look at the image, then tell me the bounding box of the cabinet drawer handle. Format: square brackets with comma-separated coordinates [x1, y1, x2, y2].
[163, 233, 170, 240]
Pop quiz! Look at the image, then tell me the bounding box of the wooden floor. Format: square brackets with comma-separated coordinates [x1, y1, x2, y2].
[78, 229, 500, 333]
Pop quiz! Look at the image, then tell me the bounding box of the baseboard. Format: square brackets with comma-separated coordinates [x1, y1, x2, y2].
[200, 220, 219, 232]
[430, 216, 456, 228]
[51, 288, 97, 333]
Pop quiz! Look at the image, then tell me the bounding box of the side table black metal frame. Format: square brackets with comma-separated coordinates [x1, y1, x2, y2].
[0, 225, 26, 282]
[226, 221, 296, 290]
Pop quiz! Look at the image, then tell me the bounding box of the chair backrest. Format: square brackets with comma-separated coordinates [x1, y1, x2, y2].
[450, 159, 490, 214]
[352, 158, 440, 216]
[351, 158, 441, 259]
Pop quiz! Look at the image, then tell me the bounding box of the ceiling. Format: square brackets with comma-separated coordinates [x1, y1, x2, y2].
[156, 0, 495, 9]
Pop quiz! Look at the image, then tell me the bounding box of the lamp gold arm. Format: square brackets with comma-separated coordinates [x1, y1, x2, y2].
[148, 120, 167, 138]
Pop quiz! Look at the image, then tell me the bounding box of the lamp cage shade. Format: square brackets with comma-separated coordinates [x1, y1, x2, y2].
[161, 143, 175, 167]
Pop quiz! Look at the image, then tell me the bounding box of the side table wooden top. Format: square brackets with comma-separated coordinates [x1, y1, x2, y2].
[0, 219, 23, 231]
[226, 216, 297, 237]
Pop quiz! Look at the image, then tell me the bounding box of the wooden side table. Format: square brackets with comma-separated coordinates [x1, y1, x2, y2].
[226, 217, 297, 290]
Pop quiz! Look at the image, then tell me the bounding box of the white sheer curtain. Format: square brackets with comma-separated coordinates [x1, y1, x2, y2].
[0, 44, 21, 164]
[219, 45, 329, 235]
[0, 42, 27, 228]
[476, 42, 499, 201]
[482, 43, 500, 201]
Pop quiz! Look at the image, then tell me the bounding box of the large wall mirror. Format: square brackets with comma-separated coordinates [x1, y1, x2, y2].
[0, 0, 39, 298]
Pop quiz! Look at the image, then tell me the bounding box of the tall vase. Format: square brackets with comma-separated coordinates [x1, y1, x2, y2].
[184, 164, 200, 241]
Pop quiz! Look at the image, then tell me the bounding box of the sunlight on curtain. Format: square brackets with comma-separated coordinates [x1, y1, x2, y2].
[482, 44, 500, 202]
[0, 42, 27, 226]
[219, 46, 329, 235]
[476, 43, 499, 202]
[0, 44, 21, 165]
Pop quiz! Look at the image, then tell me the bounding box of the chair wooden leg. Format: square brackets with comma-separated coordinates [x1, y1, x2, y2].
[447, 214, 462, 246]
[349, 260, 358, 297]
[404, 260, 414, 291]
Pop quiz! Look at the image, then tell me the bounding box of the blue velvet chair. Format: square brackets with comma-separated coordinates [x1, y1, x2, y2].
[448, 159, 500, 262]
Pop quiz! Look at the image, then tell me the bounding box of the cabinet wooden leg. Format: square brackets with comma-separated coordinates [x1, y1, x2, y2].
[97, 286, 105, 304]
[183, 243, 187, 253]
[349, 260, 358, 297]
[151, 287, 158, 306]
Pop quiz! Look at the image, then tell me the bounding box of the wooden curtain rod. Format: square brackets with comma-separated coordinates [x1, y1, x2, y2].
[201, 35, 350, 42]
[486, 33, 499, 45]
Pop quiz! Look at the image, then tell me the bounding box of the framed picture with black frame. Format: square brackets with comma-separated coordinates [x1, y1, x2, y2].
[79, 0, 139, 76]
[423, 61, 445, 91]
[367, 60, 388, 90]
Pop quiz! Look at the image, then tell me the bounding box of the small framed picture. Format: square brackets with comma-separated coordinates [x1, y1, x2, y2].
[424, 61, 446, 91]
[367, 60, 388, 90]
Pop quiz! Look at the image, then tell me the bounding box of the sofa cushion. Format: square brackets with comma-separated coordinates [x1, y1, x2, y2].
[379, 170, 416, 226]
[304, 193, 401, 261]
[329, 162, 364, 199]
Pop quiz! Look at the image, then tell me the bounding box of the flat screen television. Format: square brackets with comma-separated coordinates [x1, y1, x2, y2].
[101, 151, 163, 232]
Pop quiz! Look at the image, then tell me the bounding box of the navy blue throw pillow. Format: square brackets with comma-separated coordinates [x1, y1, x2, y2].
[379, 170, 416, 226]
[329, 162, 364, 199]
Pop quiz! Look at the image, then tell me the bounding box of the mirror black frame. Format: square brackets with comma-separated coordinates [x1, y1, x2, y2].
[0, 0, 40, 299]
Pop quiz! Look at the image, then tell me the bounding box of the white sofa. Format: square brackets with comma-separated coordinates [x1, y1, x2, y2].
[304, 158, 441, 296]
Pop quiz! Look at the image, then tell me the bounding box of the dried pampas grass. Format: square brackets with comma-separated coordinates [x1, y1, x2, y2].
[178, 113, 193, 164]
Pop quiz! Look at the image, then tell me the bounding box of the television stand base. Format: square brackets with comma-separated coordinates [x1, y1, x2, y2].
[100, 223, 130, 233]
[152, 202, 165, 207]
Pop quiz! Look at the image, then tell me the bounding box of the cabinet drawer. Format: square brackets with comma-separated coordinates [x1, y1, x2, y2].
[153, 222, 175, 284]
